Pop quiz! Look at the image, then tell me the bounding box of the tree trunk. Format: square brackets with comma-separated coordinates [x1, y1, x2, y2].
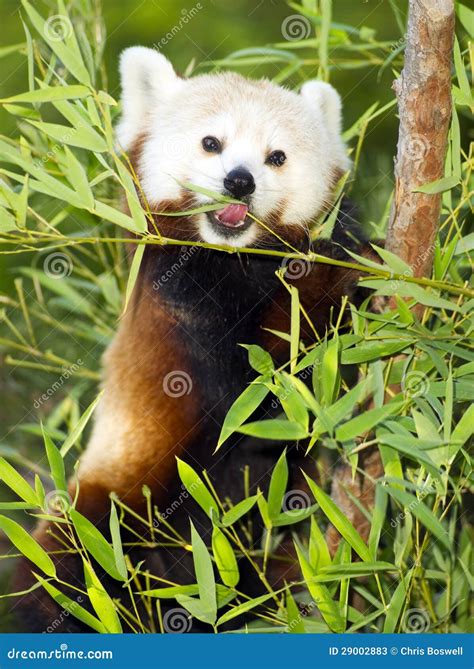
[328, 0, 455, 557]
[386, 0, 455, 276]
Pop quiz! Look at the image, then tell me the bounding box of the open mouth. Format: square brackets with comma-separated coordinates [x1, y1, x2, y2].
[207, 203, 253, 237]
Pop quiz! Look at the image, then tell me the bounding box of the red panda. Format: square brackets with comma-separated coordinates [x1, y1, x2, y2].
[14, 47, 376, 632]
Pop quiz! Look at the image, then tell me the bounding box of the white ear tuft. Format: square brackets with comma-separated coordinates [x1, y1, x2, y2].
[300, 80, 344, 138]
[116, 47, 180, 150]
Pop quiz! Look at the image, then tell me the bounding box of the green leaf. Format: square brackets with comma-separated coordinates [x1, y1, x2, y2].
[286, 590, 305, 633]
[289, 284, 300, 374]
[453, 37, 472, 104]
[93, 201, 142, 233]
[34, 573, 106, 632]
[321, 337, 340, 406]
[0, 85, 91, 104]
[216, 590, 279, 626]
[0, 515, 55, 577]
[375, 432, 442, 480]
[0, 457, 38, 505]
[342, 340, 410, 364]
[456, 2, 474, 38]
[190, 522, 217, 624]
[309, 516, 331, 569]
[142, 584, 200, 598]
[64, 146, 94, 210]
[370, 244, 412, 275]
[383, 568, 413, 633]
[241, 345, 274, 375]
[42, 426, 67, 493]
[294, 542, 345, 633]
[212, 527, 239, 588]
[273, 504, 318, 527]
[221, 495, 259, 527]
[413, 175, 459, 194]
[217, 378, 270, 448]
[176, 459, 220, 518]
[26, 120, 107, 152]
[21, 0, 91, 85]
[83, 561, 122, 633]
[69, 509, 125, 581]
[237, 419, 308, 440]
[336, 399, 404, 442]
[109, 501, 127, 581]
[123, 244, 145, 312]
[303, 474, 372, 562]
[385, 487, 450, 550]
[449, 404, 474, 462]
[368, 485, 388, 559]
[267, 449, 288, 520]
[61, 393, 102, 456]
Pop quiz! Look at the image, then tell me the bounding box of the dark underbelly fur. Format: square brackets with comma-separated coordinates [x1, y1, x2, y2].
[13, 199, 366, 632]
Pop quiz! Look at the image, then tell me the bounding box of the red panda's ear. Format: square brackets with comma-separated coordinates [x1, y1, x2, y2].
[300, 80, 350, 172]
[300, 81, 343, 138]
[116, 47, 181, 150]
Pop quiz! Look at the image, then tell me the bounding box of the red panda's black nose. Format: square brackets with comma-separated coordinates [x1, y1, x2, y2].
[224, 168, 256, 199]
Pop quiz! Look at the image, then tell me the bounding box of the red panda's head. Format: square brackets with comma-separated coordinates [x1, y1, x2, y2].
[117, 47, 349, 248]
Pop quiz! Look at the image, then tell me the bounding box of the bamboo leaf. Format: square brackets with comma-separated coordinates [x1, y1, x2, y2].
[69, 509, 125, 581]
[83, 561, 122, 633]
[303, 474, 372, 562]
[385, 487, 450, 550]
[217, 379, 270, 448]
[190, 522, 217, 624]
[267, 449, 288, 520]
[212, 526, 239, 588]
[61, 393, 102, 456]
[0, 86, 91, 104]
[221, 495, 259, 527]
[0, 457, 38, 505]
[177, 459, 220, 518]
[0, 515, 55, 577]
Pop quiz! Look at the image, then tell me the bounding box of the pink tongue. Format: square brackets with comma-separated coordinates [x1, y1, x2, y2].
[216, 204, 248, 226]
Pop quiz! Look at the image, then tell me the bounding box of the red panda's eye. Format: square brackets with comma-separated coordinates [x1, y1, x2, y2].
[202, 136, 222, 153]
[266, 150, 287, 167]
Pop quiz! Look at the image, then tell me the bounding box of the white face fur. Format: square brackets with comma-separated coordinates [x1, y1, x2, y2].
[117, 47, 350, 248]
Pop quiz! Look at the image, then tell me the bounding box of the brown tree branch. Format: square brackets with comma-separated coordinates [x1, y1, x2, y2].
[328, 1, 456, 561]
[386, 0, 455, 277]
